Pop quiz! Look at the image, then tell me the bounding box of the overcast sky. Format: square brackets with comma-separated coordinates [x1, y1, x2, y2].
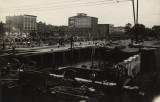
[0, 0, 160, 27]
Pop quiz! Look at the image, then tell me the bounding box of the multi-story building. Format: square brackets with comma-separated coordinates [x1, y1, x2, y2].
[68, 13, 98, 37]
[6, 14, 37, 36]
[23, 15, 37, 31]
[68, 13, 98, 28]
[68, 13, 115, 39]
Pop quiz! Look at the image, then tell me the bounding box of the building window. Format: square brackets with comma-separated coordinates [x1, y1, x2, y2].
[25, 17, 27, 22]
[31, 18, 33, 23]
[28, 18, 31, 23]
[34, 18, 36, 22]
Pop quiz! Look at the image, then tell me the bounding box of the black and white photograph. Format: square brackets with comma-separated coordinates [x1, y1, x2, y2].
[0, 0, 160, 102]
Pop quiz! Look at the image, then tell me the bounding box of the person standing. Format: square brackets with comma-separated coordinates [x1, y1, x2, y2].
[90, 71, 96, 87]
[2, 41, 5, 50]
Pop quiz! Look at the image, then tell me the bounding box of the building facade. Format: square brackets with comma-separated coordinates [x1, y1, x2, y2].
[68, 13, 98, 37]
[96, 24, 110, 39]
[109, 26, 125, 35]
[68, 13, 98, 28]
[23, 15, 37, 31]
[6, 14, 37, 37]
[68, 13, 118, 39]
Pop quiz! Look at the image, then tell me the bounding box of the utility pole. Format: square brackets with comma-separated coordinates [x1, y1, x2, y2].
[136, 0, 139, 24]
[132, 0, 139, 43]
[132, 0, 136, 25]
[91, 47, 95, 68]
[70, 35, 73, 66]
[106, 24, 109, 43]
[9, 20, 11, 36]
[136, 0, 139, 43]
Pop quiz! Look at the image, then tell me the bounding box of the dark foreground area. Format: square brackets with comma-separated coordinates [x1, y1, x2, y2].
[1, 71, 160, 102]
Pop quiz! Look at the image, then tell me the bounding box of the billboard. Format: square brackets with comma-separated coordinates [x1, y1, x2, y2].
[69, 17, 92, 28]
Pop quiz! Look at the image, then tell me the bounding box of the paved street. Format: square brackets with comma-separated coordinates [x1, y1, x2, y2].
[10, 40, 159, 54]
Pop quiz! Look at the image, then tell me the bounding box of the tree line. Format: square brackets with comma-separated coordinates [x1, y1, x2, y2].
[1, 21, 160, 41]
[124, 23, 160, 40]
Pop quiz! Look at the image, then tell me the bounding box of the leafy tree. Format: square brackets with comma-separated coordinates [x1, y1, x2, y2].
[0, 21, 5, 38]
[152, 25, 160, 38]
[124, 23, 132, 35]
[145, 28, 153, 38]
[131, 24, 146, 42]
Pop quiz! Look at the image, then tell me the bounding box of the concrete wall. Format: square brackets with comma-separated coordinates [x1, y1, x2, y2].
[1, 47, 138, 70]
[141, 47, 160, 72]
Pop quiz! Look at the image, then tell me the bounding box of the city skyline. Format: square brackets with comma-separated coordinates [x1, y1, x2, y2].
[0, 0, 160, 27]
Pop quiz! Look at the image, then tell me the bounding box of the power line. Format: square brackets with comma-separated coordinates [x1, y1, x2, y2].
[0, 0, 84, 9]
[136, 0, 138, 24]
[0, 0, 115, 12]
[25, 0, 131, 12]
[102, 13, 160, 19]
[0, 0, 131, 13]
[0, 0, 114, 10]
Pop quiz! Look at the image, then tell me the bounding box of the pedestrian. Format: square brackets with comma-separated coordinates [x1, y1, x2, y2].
[90, 71, 96, 87]
[95, 42, 97, 46]
[2, 41, 5, 50]
[12, 45, 16, 54]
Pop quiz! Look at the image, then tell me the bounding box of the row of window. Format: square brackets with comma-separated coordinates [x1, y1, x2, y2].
[24, 22, 37, 24]
[76, 19, 90, 23]
[24, 27, 36, 30]
[25, 20, 36, 23]
[24, 24, 36, 27]
[25, 17, 36, 23]
[25, 17, 36, 20]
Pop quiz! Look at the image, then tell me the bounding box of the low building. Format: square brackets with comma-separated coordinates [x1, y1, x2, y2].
[109, 26, 125, 35]
[96, 24, 110, 39]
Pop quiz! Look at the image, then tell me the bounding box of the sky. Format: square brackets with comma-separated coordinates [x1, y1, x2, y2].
[0, 0, 160, 28]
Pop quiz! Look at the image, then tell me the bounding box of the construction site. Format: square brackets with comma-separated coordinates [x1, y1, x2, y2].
[1, 40, 160, 102]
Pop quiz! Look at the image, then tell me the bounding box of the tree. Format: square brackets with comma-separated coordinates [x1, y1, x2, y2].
[131, 24, 146, 42]
[0, 21, 5, 38]
[124, 23, 132, 35]
[144, 28, 153, 38]
[152, 25, 160, 38]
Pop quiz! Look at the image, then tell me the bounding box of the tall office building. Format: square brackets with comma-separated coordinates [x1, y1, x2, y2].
[68, 13, 113, 39]
[6, 14, 37, 36]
